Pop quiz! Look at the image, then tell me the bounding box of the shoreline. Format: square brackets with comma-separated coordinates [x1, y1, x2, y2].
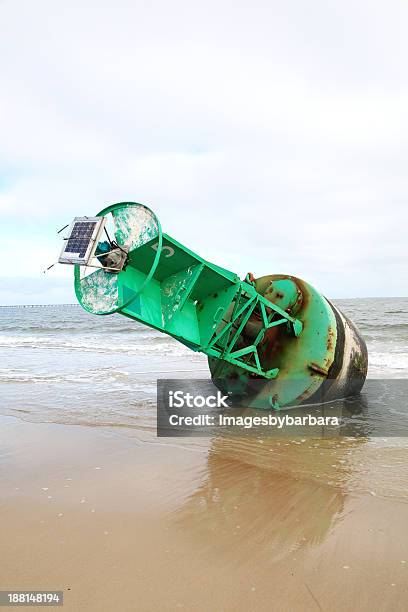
[1, 415, 408, 611]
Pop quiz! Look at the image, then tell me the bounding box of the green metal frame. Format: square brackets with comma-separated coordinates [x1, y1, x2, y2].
[205, 282, 302, 378]
[75, 202, 303, 380]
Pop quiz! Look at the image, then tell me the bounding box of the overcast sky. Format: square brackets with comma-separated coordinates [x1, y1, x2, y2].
[0, 0, 407, 304]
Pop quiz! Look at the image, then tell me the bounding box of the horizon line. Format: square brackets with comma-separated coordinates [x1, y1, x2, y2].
[1, 296, 407, 308]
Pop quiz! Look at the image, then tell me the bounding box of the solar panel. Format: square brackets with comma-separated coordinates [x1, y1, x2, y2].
[59, 217, 106, 265]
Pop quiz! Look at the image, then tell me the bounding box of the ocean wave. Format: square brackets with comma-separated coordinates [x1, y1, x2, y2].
[0, 366, 155, 385]
[0, 324, 144, 334]
[359, 322, 408, 329]
[0, 333, 194, 356]
[384, 310, 408, 314]
[369, 351, 408, 371]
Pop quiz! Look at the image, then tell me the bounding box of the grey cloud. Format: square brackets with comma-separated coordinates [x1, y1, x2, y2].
[0, 0, 407, 302]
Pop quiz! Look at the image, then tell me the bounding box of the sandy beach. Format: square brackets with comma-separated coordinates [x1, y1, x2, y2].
[1, 414, 408, 611]
[1, 301, 408, 610]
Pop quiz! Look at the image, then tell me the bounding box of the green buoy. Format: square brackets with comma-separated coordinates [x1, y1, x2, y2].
[59, 201, 368, 409]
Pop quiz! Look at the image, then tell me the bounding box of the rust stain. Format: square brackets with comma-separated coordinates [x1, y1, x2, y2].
[308, 362, 329, 376]
[327, 325, 335, 352]
[296, 386, 314, 403]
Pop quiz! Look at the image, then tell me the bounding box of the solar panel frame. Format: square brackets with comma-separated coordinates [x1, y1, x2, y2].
[59, 216, 106, 265]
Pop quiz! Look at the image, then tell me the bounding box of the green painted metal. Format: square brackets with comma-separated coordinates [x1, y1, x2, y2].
[74, 202, 304, 380]
[208, 275, 339, 409]
[71, 200, 368, 409]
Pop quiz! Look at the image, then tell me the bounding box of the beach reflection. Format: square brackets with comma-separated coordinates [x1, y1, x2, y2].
[173, 434, 366, 564]
[169, 383, 408, 564]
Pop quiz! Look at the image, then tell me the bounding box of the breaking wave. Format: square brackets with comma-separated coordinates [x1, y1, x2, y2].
[0, 333, 194, 356]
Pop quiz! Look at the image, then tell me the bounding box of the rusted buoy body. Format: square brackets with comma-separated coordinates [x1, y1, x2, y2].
[209, 274, 368, 409]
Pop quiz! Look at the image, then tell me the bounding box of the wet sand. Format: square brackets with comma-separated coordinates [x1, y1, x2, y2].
[1, 416, 408, 611]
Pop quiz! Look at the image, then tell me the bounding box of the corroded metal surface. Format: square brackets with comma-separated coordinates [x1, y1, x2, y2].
[321, 302, 368, 399]
[112, 205, 159, 251]
[209, 274, 368, 409]
[75, 202, 163, 316]
[76, 268, 119, 314]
